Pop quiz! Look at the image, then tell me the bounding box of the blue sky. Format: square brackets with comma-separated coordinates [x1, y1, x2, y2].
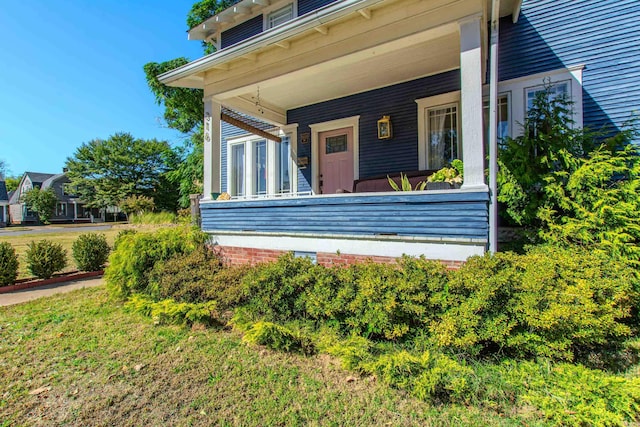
[0, 0, 205, 177]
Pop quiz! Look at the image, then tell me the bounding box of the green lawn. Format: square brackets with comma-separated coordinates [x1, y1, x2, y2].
[0, 287, 535, 426]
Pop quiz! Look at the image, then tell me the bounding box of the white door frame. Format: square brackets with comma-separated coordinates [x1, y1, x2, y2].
[309, 115, 360, 195]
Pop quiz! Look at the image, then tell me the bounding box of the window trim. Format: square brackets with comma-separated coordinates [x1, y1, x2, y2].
[416, 91, 461, 171]
[482, 91, 512, 144]
[226, 125, 298, 198]
[263, 0, 298, 31]
[492, 65, 584, 137]
[524, 79, 570, 115]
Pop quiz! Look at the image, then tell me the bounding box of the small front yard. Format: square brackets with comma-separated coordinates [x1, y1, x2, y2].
[0, 223, 157, 280]
[0, 287, 518, 426]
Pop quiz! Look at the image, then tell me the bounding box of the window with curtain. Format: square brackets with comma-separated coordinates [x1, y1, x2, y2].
[228, 135, 295, 197]
[427, 103, 459, 170]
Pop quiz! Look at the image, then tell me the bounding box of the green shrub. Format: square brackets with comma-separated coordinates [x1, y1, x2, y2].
[316, 331, 375, 370]
[539, 143, 640, 267]
[363, 350, 471, 402]
[104, 226, 208, 299]
[25, 240, 67, 279]
[125, 294, 218, 325]
[241, 253, 316, 322]
[430, 245, 637, 361]
[72, 233, 110, 272]
[243, 321, 315, 354]
[150, 249, 224, 303]
[119, 194, 155, 218]
[503, 360, 640, 426]
[209, 263, 253, 311]
[130, 211, 179, 225]
[149, 249, 251, 317]
[113, 229, 137, 250]
[241, 254, 448, 340]
[0, 242, 19, 286]
[305, 256, 448, 340]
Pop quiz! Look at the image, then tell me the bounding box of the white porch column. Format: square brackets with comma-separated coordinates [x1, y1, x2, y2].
[203, 97, 222, 201]
[459, 16, 488, 190]
[73, 202, 78, 220]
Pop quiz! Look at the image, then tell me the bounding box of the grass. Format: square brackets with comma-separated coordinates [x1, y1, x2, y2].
[0, 287, 536, 426]
[0, 228, 121, 280]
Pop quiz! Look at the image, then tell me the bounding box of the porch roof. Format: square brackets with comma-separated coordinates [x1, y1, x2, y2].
[160, 0, 521, 125]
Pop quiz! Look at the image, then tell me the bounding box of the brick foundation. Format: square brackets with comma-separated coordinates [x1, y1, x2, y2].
[212, 245, 464, 269]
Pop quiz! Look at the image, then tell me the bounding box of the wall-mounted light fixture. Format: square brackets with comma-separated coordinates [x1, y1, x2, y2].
[377, 115, 392, 139]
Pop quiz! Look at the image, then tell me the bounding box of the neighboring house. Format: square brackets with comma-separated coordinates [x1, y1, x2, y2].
[159, 0, 640, 265]
[0, 181, 8, 227]
[8, 171, 98, 224]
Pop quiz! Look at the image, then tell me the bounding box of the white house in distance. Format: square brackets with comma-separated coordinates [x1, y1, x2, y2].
[159, 0, 640, 266]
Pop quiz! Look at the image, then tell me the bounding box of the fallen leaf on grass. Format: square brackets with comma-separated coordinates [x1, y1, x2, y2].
[29, 386, 51, 395]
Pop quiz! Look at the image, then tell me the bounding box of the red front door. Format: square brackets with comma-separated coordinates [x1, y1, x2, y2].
[318, 127, 354, 194]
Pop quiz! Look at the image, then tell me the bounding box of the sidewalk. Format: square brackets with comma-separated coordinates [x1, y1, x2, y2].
[0, 277, 104, 307]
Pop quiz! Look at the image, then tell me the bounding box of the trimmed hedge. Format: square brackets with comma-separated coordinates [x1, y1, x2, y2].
[72, 233, 110, 272]
[430, 245, 637, 360]
[25, 240, 67, 279]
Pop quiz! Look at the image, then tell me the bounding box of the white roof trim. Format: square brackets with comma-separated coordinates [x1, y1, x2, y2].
[159, 0, 387, 85]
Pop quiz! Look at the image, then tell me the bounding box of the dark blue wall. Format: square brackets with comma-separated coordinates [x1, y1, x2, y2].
[221, 15, 263, 49]
[287, 70, 460, 191]
[298, 0, 339, 16]
[499, 0, 640, 134]
[219, 0, 339, 49]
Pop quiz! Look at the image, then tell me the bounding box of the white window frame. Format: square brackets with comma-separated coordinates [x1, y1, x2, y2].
[494, 65, 584, 138]
[525, 80, 570, 113]
[229, 141, 247, 197]
[226, 125, 299, 198]
[263, 0, 297, 30]
[483, 92, 512, 144]
[416, 91, 461, 171]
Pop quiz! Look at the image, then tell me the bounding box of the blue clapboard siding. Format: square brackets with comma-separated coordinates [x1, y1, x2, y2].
[201, 191, 489, 240]
[298, 0, 339, 16]
[500, 0, 640, 134]
[288, 70, 460, 190]
[219, 0, 339, 49]
[221, 15, 264, 49]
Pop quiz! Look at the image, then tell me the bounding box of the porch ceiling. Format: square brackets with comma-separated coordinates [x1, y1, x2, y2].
[220, 31, 460, 111]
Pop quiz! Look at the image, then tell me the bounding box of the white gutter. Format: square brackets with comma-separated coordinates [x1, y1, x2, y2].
[488, 0, 500, 253]
[159, 0, 387, 85]
[512, 0, 522, 23]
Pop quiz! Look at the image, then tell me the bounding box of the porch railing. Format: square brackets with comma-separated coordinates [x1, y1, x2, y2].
[201, 190, 489, 242]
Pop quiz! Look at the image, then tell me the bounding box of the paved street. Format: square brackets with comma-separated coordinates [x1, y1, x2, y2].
[0, 224, 113, 237]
